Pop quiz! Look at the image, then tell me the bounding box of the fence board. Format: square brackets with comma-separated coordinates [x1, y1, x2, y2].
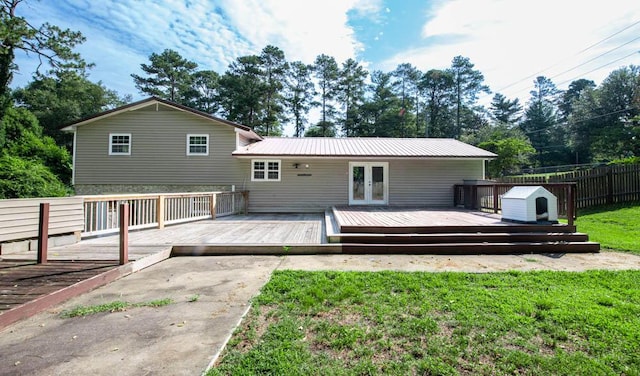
[500, 163, 640, 209]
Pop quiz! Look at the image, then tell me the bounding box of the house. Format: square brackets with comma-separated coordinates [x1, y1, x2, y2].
[62, 97, 497, 213]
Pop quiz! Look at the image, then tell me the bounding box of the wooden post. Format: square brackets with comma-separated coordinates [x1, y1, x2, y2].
[157, 195, 165, 229]
[242, 191, 249, 214]
[37, 203, 50, 264]
[210, 193, 217, 219]
[567, 184, 575, 227]
[606, 167, 614, 205]
[493, 185, 499, 213]
[119, 203, 129, 265]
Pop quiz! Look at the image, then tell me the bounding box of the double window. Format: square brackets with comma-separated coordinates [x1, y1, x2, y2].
[109, 133, 131, 155]
[187, 134, 209, 156]
[252, 160, 281, 181]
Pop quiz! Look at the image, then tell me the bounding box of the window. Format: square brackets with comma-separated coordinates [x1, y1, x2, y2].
[187, 134, 209, 156]
[109, 133, 131, 155]
[252, 159, 281, 181]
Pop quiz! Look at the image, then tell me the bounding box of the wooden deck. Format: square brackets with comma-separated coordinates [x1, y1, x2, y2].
[0, 261, 118, 313]
[334, 206, 506, 227]
[1, 214, 324, 262]
[330, 206, 599, 254]
[332, 206, 575, 234]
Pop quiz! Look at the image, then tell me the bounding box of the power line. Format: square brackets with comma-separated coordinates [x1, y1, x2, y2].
[549, 36, 640, 81]
[523, 107, 633, 135]
[483, 19, 640, 100]
[577, 19, 640, 53]
[554, 50, 640, 87]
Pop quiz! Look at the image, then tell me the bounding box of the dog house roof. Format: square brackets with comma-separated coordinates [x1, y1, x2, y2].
[502, 186, 554, 200]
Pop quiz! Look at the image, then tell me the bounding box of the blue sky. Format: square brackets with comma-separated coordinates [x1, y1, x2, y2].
[12, 0, 640, 135]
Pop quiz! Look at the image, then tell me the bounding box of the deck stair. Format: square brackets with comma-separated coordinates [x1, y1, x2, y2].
[327, 207, 600, 255]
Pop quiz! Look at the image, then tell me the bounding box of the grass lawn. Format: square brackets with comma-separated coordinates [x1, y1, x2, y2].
[574, 202, 640, 254]
[208, 270, 640, 376]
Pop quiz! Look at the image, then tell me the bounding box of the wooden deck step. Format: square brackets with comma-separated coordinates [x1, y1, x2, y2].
[337, 232, 590, 244]
[342, 241, 601, 255]
[340, 224, 577, 234]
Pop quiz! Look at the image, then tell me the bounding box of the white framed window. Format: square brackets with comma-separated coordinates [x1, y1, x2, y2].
[252, 159, 281, 181]
[109, 133, 131, 155]
[187, 134, 209, 156]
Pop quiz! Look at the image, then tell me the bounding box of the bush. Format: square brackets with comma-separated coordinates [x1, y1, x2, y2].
[0, 155, 71, 199]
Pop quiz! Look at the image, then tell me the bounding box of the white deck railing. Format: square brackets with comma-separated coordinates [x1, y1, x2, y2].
[81, 191, 248, 237]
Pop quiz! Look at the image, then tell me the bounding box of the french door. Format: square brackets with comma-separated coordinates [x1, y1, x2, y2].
[349, 162, 388, 205]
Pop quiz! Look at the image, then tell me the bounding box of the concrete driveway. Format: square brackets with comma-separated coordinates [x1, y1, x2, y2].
[1, 252, 640, 375]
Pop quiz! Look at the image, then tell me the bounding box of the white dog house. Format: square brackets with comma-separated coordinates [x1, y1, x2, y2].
[501, 186, 558, 223]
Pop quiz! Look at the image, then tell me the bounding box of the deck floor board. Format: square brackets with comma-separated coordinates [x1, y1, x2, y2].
[334, 206, 507, 228]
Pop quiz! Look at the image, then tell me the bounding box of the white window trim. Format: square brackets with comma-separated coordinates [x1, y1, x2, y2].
[186, 134, 209, 156]
[251, 159, 281, 182]
[109, 133, 131, 156]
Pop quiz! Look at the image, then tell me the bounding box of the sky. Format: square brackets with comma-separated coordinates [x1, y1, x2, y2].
[12, 0, 640, 136]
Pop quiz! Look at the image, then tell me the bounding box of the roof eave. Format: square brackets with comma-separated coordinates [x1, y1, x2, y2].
[60, 96, 260, 138]
[232, 154, 496, 159]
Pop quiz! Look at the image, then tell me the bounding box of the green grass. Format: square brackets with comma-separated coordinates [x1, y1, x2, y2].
[208, 270, 640, 376]
[61, 298, 173, 318]
[574, 202, 640, 253]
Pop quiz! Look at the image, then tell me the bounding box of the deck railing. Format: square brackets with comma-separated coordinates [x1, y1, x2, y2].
[81, 191, 248, 236]
[453, 183, 576, 225]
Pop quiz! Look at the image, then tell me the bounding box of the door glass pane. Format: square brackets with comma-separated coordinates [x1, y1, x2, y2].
[372, 166, 384, 201]
[352, 166, 365, 201]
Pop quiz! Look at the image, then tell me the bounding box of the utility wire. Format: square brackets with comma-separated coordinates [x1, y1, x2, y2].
[549, 36, 640, 80]
[482, 19, 640, 100]
[554, 50, 640, 87]
[522, 107, 633, 135]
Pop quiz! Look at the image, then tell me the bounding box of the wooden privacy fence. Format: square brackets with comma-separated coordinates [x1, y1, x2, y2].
[499, 163, 640, 209]
[454, 183, 576, 225]
[82, 191, 248, 236]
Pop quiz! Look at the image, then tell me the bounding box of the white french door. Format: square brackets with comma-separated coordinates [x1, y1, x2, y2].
[349, 162, 388, 205]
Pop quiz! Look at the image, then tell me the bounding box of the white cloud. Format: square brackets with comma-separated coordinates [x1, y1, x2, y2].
[382, 0, 640, 105]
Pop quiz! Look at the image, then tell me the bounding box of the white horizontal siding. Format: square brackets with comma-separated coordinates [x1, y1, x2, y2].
[0, 197, 84, 242]
[74, 106, 248, 186]
[389, 159, 484, 207]
[247, 158, 485, 212]
[247, 159, 348, 213]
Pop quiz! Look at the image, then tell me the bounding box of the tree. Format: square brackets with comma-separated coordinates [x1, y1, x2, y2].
[312, 54, 339, 137]
[182, 70, 220, 114]
[559, 79, 595, 120]
[520, 76, 564, 166]
[0, 0, 89, 99]
[479, 136, 535, 177]
[419, 69, 454, 137]
[337, 58, 367, 136]
[569, 66, 639, 162]
[13, 70, 126, 148]
[357, 70, 402, 137]
[258, 45, 287, 136]
[392, 63, 420, 137]
[131, 49, 198, 103]
[449, 56, 490, 138]
[217, 55, 266, 131]
[489, 93, 522, 126]
[0, 154, 69, 198]
[0, 105, 71, 195]
[284, 61, 314, 137]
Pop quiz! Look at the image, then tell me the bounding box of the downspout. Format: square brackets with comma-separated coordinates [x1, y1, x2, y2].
[72, 129, 77, 187]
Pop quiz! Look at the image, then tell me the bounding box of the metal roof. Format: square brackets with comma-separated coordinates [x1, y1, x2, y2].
[233, 137, 497, 158]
